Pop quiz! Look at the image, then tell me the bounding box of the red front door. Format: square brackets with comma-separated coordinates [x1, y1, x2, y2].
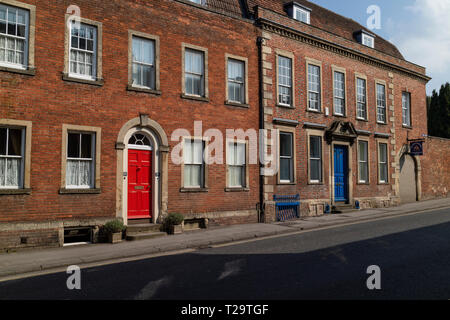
[128, 149, 152, 219]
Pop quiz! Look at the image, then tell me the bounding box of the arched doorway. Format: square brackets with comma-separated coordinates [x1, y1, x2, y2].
[399, 153, 418, 203]
[115, 115, 169, 225]
[127, 132, 153, 220]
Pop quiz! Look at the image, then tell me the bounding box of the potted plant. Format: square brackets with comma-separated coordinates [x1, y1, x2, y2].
[103, 219, 125, 244]
[164, 213, 184, 235]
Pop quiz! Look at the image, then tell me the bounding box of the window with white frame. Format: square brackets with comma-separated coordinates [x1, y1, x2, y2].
[362, 33, 374, 48]
[189, 0, 205, 5]
[278, 55, 292, 106]
[356, 78, 367, 120]
[0, 127, 24, 189]
[184, 48, 205, 96]
[376, 83, 387, 123]
[227, 59, 245, 104]
[378, 142, 388, 183]
[294, 6, 310, 24]
[69, 21, 97, 79]
[184, 139, 205, 188]
[309, 136, 322, 183]
[402, 92, 411, 127]
[0, 4, 29, 69]
[308, 64, 321, 111]
[334, 71, 345, 116]
[358, 140, 369, 183]
[132, 36, 155, 89]
[279, 132, 294, 183]
[66, 132, 95, 189]
[227, 142, 246, 188]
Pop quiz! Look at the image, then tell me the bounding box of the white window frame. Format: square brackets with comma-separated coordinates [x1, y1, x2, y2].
[356, 77, 368, 120]
[358, 140, 369, 184]
[402, 92, 411, 127]
[293, 6, 310, 24]
[189, 0, 205, 5]
[131, 35, 156, 90]
[66, 132, 96, 189]
[227, 58, 245, 104]
[68, 21, 97, 81]
[309, 135, 323, 184]
[333, 71, 346, 116]
[183, 138, 206, 189]
[227, 141, 247, 188]
[376, 82, 387, 124]
[0, 3, 29, 70]
[279, 131, 294, 184]
[362, 33, 375, 48]
[276, 50, 294, 108]
[378, 142, 389, 184]
[0, 126, 25, 189]
[184, 48, 205, 97]
[307, 63, 321, 112]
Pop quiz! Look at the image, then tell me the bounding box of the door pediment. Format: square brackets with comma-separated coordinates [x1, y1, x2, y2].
[325, 121, 358, 145]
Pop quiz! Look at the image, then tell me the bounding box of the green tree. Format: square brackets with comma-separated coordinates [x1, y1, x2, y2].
[427, 82, 450, 138]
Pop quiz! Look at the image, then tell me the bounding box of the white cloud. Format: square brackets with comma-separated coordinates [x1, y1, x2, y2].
[388, 0, 450, 93]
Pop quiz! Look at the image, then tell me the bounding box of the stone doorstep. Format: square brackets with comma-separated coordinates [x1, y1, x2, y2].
[125, 231, 167, 241]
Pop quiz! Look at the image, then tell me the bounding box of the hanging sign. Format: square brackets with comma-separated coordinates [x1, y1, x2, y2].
[410, 141, 424, 156]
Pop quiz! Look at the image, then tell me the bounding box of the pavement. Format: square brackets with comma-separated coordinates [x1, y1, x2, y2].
[0, 197, 449, 279]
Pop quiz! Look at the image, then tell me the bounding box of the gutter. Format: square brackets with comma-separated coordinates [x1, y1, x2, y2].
[257, 36, 265, 223]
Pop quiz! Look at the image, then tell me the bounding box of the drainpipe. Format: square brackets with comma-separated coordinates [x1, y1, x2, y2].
[257, 36, 265, 223]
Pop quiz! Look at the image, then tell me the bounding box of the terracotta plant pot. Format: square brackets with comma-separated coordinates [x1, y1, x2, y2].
[108, 232, 122, 244]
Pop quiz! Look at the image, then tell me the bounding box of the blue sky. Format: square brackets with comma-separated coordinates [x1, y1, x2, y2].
[310, 0, 450, 95]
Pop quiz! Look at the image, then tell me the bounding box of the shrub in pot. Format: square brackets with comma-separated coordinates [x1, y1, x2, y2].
[164, 213, 184, 235]
[103, 219, 125, 244]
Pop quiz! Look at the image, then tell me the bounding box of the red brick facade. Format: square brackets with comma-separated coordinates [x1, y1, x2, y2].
[0, 0, 444, 251]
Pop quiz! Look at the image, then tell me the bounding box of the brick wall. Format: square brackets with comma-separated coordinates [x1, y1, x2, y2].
[421, 136, 450, 200]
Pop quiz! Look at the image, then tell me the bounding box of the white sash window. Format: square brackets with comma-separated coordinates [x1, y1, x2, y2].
[228, 59, 245, 104]
[356, 78, 367, 120]
[0, 127, 24, 189]
[132, 36, 155, 89]
[227, 142, 246, 188]
[0, 4, 29, 69]
[66, 132, 95, 189]
[184, 139, 204, 188]
[308, 64, 321, 111]
[334, 71, 345, 116]
[278, 56, 292, 106]
[376, 83, 387, 123]
[69, 22, 97, 80]
[185, 49, 205, 96]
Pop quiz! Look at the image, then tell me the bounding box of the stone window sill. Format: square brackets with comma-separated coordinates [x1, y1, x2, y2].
[127, 85, 161, 95]
[225, 101, 249, 109]
[277, 103, 295, 109]
[225, 187, 250, 192]
[59, 188, 102, 194]
[0, 65, 36, 76]
[180, 187, 209, 193]
[62, 73, 104, 86]
[307, 109, 323, 114]
[180, 94, 209, 102]
[356, 118, 369, 122]
[0, 188, 32, 195]
[402, 125, 413, 130]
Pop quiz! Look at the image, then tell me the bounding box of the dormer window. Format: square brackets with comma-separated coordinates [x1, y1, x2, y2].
[189, 0, 205, 5]
[294, 6, 310, 24]
[285, 2, 311, 25]
[355, 30, 375, 48]
[362, 33, 374, 48]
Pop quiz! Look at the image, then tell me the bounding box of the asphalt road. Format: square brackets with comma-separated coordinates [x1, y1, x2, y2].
[1, 208, 450, 300]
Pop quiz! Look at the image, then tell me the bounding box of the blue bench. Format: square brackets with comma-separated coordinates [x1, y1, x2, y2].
[274, 194, 300, 222]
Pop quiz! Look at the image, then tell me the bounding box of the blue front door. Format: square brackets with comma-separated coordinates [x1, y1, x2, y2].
[334, 145, 348, 203]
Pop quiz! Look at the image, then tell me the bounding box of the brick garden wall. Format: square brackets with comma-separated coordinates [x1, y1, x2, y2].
[421, 136, 450, 200]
